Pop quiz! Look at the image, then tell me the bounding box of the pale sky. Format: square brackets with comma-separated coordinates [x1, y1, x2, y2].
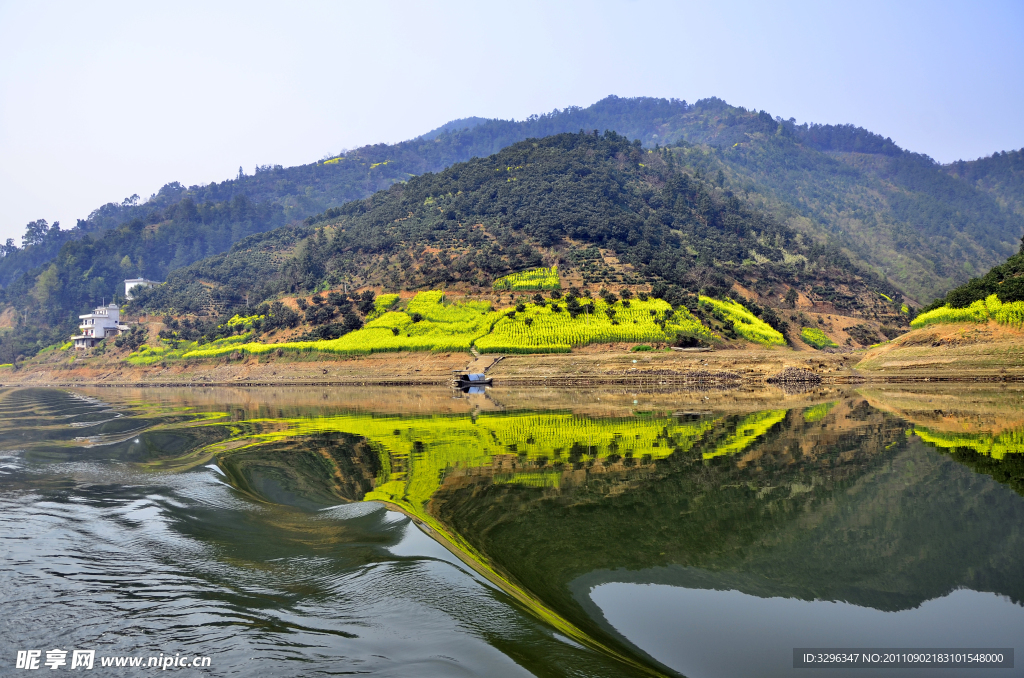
[1, 0, 1022, 244]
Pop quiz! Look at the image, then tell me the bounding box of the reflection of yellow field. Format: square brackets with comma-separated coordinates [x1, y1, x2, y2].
[207, 408, 809, 534]
[703, 410, 788, 459]
[803, 401, 837, 423]
[914, 427, 1024, 460]
[210, 409, 704, 676]
[175, 406, 810, 676]
[493, 471, 562, 488]
[860, 386, 1024, 461]
[220, 411, 715, 511]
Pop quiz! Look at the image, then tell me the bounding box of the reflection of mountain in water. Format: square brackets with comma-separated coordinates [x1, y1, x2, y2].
[87, 390, 1024, 677]
[564, 439, 1024, 609]
[427, 406, 1022, 654]
[202, 398, 1021, 669]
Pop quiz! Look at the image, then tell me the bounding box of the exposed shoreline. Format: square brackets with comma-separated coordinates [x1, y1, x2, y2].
[4, 331, 1024, 388]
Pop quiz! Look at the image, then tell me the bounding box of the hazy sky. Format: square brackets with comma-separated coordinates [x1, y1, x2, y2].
[1, 0, 1022, 243]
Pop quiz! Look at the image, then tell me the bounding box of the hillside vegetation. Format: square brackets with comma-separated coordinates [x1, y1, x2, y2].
[1, 96, 1020, 361]
[906, 243, 1024, 329]
[946, 149, 1024, 218]
[131, 133, 903, 329]
[138, 289, 740, 362]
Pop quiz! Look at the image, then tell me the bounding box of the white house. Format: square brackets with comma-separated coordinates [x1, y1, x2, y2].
[124, 278, 160, 299]
[71, 303, 128, 349]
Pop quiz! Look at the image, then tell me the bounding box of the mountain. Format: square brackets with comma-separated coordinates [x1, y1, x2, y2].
[689, 128, 1021, 302]
[404, 101, 1024, 304]
[1, 97, 719, 290]
[945, 148, 1024, 218]
[1, 96, 1021, 358]
[920, 239, 1024, 311]
[417, 116, 492, 141]
[5, 96, 1021, 297]
[135, 132, 902, 329]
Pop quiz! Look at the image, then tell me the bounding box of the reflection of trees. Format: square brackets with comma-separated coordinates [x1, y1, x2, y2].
[913, 427, 1024, 496]
[430, 401, 1024, 652]
[197, 398, 1024, 677]
[860, 386, 1024, 496]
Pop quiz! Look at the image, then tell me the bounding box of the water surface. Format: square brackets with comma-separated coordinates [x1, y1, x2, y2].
[1, 384, 1023, 677]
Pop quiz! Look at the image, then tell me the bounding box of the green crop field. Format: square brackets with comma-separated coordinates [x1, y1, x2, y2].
[128, 291, 801, 363]
[800, 326, 838, 349]
[366, 293, 399, 319]
[128, 333, 254, 365]
[699, 296, 787, 346]
[224, 313, 264, 329]
[181, 291, 501, 359]
[492, 266, 561, 291]
[911, 294, 1024, 329]
[474, 297, 717, 353]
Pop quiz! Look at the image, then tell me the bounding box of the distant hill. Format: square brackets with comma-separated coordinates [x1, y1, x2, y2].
[417, 116, 492, 141]
[696, 132, 1020, 303]
[945, 148, 1024, 218]
[0, 95, 1021, 358]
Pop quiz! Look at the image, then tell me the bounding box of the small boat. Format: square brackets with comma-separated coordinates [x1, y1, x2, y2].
[456, 372, 492, 387]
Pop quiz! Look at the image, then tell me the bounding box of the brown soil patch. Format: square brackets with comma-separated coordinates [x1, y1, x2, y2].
[859, 383, 1024, 434]
[3, 345, 861, 388]
[0, 307, 18, 331]
[856, 321, 1024, 379]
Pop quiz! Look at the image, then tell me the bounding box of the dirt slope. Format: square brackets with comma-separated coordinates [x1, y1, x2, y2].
[855, 321, 1024, 379]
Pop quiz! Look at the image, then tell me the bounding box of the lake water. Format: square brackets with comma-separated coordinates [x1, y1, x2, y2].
[1, 384, 1023, 677]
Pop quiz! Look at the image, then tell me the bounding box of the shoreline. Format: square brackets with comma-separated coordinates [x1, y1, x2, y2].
[3, 340, 1024, 388]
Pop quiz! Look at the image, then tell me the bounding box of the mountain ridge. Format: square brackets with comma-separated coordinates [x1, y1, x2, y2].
[0, 95, 1021, 358]
[134, 132, 906, 335]
[4, 95, 1019, 297]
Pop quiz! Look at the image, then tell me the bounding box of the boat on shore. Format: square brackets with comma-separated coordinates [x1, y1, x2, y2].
[455, 372, 492, 388]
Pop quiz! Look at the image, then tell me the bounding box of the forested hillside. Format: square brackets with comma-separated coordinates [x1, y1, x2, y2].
[919, 239, 1024, 312]
[0, 97, 713, 290]
[134, 132, 902, 326]
[946, 149, 1024, 218]
[1, 95, 1020, 359]
[683, 129, 1020, 301]
[4, 96, 1020, 297]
